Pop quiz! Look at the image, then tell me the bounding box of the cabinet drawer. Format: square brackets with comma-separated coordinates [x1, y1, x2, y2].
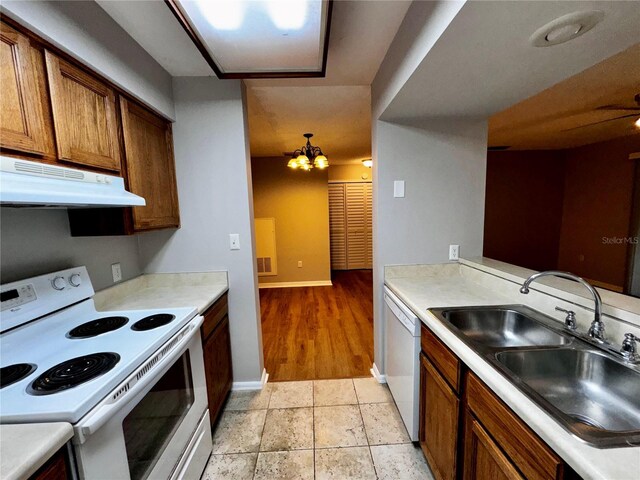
[466, 373, 564, 480]
[201, 293, 228, 340]
[421, 324, 461, 392]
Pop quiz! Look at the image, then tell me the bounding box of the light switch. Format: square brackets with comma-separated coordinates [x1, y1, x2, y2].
[229, 234, 240, 250]
[393, 180, 405, 198]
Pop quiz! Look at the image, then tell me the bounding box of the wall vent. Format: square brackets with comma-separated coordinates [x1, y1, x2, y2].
[257, 257, 273, 273]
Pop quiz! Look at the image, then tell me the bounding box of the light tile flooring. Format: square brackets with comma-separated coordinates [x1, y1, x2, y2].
[201, 378, 434, 480]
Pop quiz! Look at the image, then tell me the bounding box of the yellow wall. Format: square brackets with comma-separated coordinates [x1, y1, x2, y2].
[328, 163, 373, 182]
[252, 157, 331, 284]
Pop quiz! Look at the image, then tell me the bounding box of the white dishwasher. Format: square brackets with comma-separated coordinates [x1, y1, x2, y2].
[384, 285, 421, 441]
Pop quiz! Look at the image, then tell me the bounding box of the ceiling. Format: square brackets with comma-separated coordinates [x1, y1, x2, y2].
[247, 86, 370, 163]
[489, 43, 640, 150]
[98, 0, 410, 164]
[174, 0, 330, 75]
[96, 0, 212, 76]
[380, 1, 640, 124]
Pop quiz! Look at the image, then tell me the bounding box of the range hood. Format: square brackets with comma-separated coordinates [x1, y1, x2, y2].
[0, 157, 145, 208]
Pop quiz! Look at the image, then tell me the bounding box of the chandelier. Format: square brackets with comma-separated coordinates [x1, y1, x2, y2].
[287, 133, 329, 171]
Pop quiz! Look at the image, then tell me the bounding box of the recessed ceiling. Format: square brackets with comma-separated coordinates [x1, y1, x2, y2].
[489, 43, 640, 150]
[168, 0, 331, 77]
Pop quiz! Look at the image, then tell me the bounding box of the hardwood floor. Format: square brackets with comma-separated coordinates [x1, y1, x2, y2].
[260, 270, 374, 382]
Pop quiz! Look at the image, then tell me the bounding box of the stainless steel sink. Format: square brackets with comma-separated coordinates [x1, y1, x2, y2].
[428, 304, 640, 447]
[496, 348, 640, 447]
[438, 306, 570, 348]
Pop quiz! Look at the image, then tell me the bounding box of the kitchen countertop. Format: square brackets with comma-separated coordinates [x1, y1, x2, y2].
[94, 271, 228, 314]
[0, 422, 73, 480]
[384, 263, 640, 480]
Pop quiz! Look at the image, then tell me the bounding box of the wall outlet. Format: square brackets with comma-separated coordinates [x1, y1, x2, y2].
[449, 245, 459, 261]
[297, 261, 303, 268]
[111, 263, 122, 283]
[229, 233, 240, 250]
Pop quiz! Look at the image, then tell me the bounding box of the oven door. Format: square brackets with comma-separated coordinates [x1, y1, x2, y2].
[73, 317, 210, 480]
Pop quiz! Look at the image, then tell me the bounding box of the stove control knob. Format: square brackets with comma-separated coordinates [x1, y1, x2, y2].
[69, 274, 82, 287]
[52, 276, 66, 290]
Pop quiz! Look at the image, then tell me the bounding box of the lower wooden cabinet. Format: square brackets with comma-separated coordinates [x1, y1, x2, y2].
[29, 447, 70, 480]
[419, 324, 578, 480]
[464, 416, 523, 480]
[419, 353, 459, 480]
[201, 294, 233, 428]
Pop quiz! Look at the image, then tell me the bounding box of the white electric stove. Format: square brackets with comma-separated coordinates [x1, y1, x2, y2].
[0, 267, 212, 480]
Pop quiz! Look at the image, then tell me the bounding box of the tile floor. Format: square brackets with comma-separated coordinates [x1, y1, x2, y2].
[201, 378, 434, 480]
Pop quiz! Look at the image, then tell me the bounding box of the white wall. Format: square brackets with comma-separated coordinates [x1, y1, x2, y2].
[371, 0, 465, 120]
[0, 209, 141, 291]
[1, 0, 174, 119]
[138, 77, 263, 384]
[371, 119, 487, 372]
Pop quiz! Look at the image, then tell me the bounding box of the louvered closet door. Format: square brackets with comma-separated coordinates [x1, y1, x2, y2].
[329, 184, 347, 270]
[364, 182, 373, 269]
[346, 183, 368, 269]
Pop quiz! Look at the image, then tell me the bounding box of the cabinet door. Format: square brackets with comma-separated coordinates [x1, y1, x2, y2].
[464, 416, 523, 480]
[45, 50, 121, 172]
[0, 22, 47, 155]
[203, 316, 233, 427]
[119, 97, 180, 231]
[419, 354, 459, 480]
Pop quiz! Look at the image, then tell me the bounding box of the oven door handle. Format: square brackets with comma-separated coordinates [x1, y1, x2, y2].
[75, 315, 204, 444]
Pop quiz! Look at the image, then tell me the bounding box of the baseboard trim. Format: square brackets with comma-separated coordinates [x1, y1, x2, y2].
[232, 369, 269, 391]
[371, 363, 386, 384]
[258, 280, 333, 289]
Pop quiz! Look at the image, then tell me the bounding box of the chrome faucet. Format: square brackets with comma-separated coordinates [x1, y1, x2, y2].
[519, 270, 605, 342]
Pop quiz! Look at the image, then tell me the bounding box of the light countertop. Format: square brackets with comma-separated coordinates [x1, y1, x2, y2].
[94, 271, 228, 314]
[0, 422, 73, 480]
[384, 263, 640, 480]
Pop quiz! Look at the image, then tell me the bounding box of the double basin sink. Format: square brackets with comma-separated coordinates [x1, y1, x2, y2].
[428, 305, 640, 448]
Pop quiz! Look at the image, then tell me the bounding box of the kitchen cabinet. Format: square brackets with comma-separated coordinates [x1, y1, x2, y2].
[44, 50, 121, 172]
[463, 416, 523, 480]
[418, 323, 577, 480]
[419, 353, 459, 480]
[119, 97, 180, 230]
[29, 447, 70, 480]
[68, 98, 180, 235]
[201, 293, 233, 428]
[0, 21, 49, 157]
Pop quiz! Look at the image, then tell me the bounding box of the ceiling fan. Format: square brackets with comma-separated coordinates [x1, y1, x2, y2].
[562, 93, 640, 132]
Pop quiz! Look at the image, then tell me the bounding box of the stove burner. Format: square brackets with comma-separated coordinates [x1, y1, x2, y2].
[131, 314, 176, 331]
[67, 316, 129, 339]
[30, 353, 120, 395]
[1, 363, 36, 389]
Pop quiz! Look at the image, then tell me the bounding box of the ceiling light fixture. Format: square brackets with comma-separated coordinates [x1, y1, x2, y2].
[529, 10, 604, 47]
[268, 0, 308, 30]
[362, 159, 372, 168]
[287, 133, 329, 171]
[198, 0, 246, 31]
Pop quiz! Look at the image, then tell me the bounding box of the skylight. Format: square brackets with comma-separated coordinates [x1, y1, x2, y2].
[167, 0, 331, 78]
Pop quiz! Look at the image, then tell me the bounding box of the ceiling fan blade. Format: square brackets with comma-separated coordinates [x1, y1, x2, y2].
[561, 113, 640, 132]
[595, 105, 640, 111]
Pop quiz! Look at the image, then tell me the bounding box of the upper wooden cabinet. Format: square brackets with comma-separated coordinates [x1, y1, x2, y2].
[44, 50, 121, 172]
[119, 97, 180, 230]
[0, 22, 48, 156]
